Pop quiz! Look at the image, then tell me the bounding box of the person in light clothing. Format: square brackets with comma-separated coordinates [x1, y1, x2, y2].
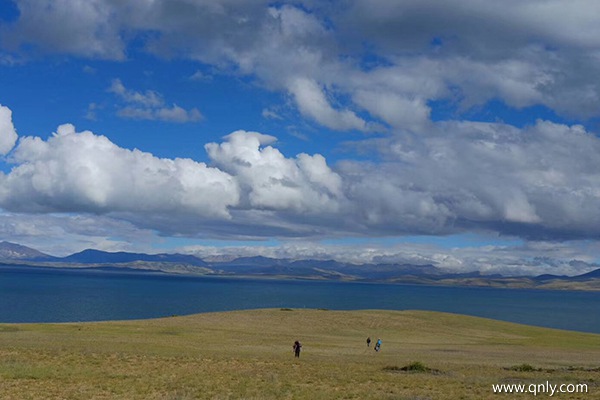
[374, 338, 381, 352]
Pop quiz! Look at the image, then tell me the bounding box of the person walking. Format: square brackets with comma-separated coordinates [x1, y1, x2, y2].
[374, 338, 382, 352]
[293, 340, 302, 358]
[366, 337, 371, 347]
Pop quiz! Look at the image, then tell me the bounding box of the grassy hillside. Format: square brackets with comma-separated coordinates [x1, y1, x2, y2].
[1, 309, 598, 399]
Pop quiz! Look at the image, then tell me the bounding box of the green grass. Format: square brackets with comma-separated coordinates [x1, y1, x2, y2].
[509, 363, 540, 372]
[0, 309, 599, 399]
[383, 361, 439, 373]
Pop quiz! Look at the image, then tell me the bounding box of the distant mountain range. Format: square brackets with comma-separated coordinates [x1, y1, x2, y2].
[0, 241, 52, 260]
[61, 248, 209, 266]
[1, 241, 599, 291]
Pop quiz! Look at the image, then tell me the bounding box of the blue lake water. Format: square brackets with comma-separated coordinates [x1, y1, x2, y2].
[1, 265, 599, 333]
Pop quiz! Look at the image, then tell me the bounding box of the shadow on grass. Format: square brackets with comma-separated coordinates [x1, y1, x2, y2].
[505, 363, 600, 373]
[507, 363, 540, 372]
[383, 361, 441, 374]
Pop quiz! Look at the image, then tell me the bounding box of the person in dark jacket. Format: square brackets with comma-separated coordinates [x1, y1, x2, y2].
[293, 340, 302, 358]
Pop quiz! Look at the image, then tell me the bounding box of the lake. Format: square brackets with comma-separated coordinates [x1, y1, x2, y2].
[1, 265, 599, 333]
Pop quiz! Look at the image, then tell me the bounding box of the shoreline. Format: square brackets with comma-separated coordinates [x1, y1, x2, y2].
[2, 262, 599, 292]
[2, 307, 600, 337]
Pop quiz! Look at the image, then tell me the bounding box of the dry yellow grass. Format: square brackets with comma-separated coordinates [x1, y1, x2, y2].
[1, 309, 599, 399]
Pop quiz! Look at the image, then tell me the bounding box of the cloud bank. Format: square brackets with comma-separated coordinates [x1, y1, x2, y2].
[1, 106, 600, 244]
[4, 0, 600, 126]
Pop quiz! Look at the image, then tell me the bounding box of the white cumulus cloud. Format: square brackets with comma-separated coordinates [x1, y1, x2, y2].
[206, 130, 344, 213]
[0, 123, 239, 218]
[341, 119, 600, 239]
[0, 104, 18, 155]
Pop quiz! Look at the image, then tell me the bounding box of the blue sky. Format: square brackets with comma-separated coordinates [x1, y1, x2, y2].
[1, 0, 600, 275]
